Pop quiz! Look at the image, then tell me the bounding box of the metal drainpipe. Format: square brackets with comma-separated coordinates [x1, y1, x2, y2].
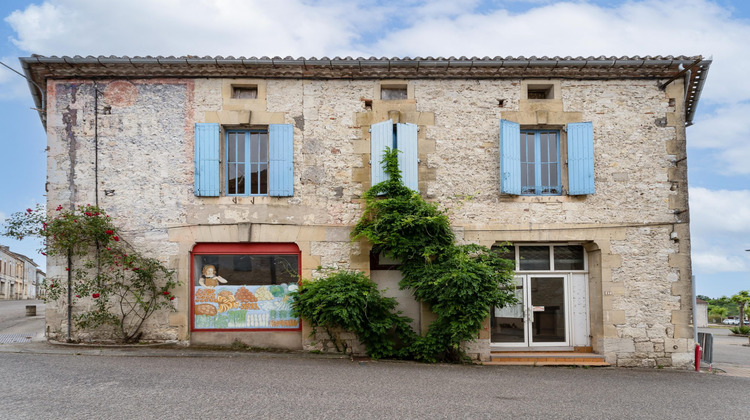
[67, 250, 72, 342]
[94, 81, 99, 206]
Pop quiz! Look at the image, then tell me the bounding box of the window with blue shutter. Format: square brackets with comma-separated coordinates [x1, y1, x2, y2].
[371, 120, 419, 191]
[269, 124, 294, 197]
[195, 123, 293, 197]
[500, 119, 521, 195]
[370, 119, 394, 186]
[195, 123, 221, 197]
[567, 122, 595, 195]
[396, 123, 419, 191]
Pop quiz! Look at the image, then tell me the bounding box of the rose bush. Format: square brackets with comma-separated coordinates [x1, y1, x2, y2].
[3, 204, 179, 343]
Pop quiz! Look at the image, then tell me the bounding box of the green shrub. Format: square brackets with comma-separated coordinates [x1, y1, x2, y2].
[290, 270, 416, 359]
[730, 325, 750, 335]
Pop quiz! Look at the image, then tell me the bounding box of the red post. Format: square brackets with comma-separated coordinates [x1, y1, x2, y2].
[695, 344, 701, 372]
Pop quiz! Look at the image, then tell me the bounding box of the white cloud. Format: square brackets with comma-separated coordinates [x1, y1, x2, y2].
[4, 0, 376, 58]
[0, 57, 34, 101]
[692, 251, 747, 273]
[688, 102, 750, 174]
[689, 187, 750, 274]
[368, 0, 749, 104]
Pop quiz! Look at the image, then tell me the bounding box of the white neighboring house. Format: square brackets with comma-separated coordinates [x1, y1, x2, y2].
[0, 245, 40, 299]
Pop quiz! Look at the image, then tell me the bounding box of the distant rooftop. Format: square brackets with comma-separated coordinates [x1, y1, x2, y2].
[20, 55, 711, 127]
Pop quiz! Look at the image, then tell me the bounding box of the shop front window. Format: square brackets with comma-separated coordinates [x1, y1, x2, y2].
[191, 243, 300, 331]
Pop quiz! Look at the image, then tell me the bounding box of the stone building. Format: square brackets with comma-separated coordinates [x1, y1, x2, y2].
[21, 55, 711, 367]
[0, 245, 38, 299]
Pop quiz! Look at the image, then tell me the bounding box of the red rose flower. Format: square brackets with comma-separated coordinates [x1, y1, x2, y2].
[113, 236, 120, 241]
[65, 267, 69, 271]
[163, 291, 170, 295]
[170, 296, 175, 301]
[92, 293, 100, 299]
[26, 208, 32, 214]
[105, 230, 114, 235]
[75, 295, 80, 298]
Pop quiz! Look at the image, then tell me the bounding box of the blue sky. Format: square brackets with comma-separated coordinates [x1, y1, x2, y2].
[1, 0, 749, 298]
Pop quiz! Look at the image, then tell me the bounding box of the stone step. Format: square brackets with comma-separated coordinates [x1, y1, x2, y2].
[484, 360, 611, 367]
[488, 351, 610, 367]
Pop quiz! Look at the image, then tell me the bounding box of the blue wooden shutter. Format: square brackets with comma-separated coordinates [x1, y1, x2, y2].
[370, 119, 393, 186]
[567, 122, 595, 195]
[268, 124, 294, 196]
[396, 123, 419, 191]
[194, 123, 220, 196]
[500, 119, 521, 195]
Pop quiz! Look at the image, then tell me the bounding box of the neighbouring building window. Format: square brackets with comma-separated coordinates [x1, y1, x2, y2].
[520, 130, 561, 195]
[191, 243, 301, 331]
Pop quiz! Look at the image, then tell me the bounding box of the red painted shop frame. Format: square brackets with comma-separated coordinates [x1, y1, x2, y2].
[190, 242, 302, 332]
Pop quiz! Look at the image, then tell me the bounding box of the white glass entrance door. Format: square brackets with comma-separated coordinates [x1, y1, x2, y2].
[491, 276, 527, 345]
[491, 274, 569, 347]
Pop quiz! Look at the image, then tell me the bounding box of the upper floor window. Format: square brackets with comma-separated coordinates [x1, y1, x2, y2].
[500, 120, 595, 196]
[226, 130, 268, 196]
[521, 130, 560, 195]
[370, 119, 419, 191]
[194, 123, 293, 197]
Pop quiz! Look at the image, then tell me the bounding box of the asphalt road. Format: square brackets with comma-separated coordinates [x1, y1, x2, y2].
[0, 299, 45, 336]
[1, 351, 748, 420]
[0, 303, 748, 419]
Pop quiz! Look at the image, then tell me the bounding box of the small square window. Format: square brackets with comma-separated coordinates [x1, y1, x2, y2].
[527, 84, 553, 100]
[381, 85, 407, 100]
[232, 86, 258, 99]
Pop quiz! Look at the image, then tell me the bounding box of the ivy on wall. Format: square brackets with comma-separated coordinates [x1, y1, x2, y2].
[297, 148, 517, 362]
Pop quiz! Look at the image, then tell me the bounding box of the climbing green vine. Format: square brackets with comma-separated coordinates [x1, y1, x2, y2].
[352, 148, 516, 362]
[294, 148, 516, 362]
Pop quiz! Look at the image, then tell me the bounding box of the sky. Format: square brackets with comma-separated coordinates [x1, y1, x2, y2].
[0, 0, 749, 298]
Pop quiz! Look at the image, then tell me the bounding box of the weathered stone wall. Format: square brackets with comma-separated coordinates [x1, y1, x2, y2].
[45, 76, 692, 366]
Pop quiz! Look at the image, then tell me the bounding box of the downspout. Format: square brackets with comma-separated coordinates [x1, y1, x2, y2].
[67, 250, 72, 342]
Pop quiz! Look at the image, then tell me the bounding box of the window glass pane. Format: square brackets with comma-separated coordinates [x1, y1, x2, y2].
[250, 133, 259, 163]
[250, 163, 259, 195]
[549, 163, 558, 191]
[194, 254, 299, 330]
[228, 133, 237, 162]
[237, 133, 245, 162]
[554, 245, 585, 270]
[519, 246, 550, 270]
[259, 163, 268, 194]
[540, 134, 549, 162]
[259, 133, 269, 162]
[548, 133, 558, 160]
[381, 87, 407, 100]
[228, 163, 237, 194]
[236, 164, 245, 194]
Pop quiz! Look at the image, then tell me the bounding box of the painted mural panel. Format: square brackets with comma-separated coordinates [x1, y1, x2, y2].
[192, 253, 300, 330]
